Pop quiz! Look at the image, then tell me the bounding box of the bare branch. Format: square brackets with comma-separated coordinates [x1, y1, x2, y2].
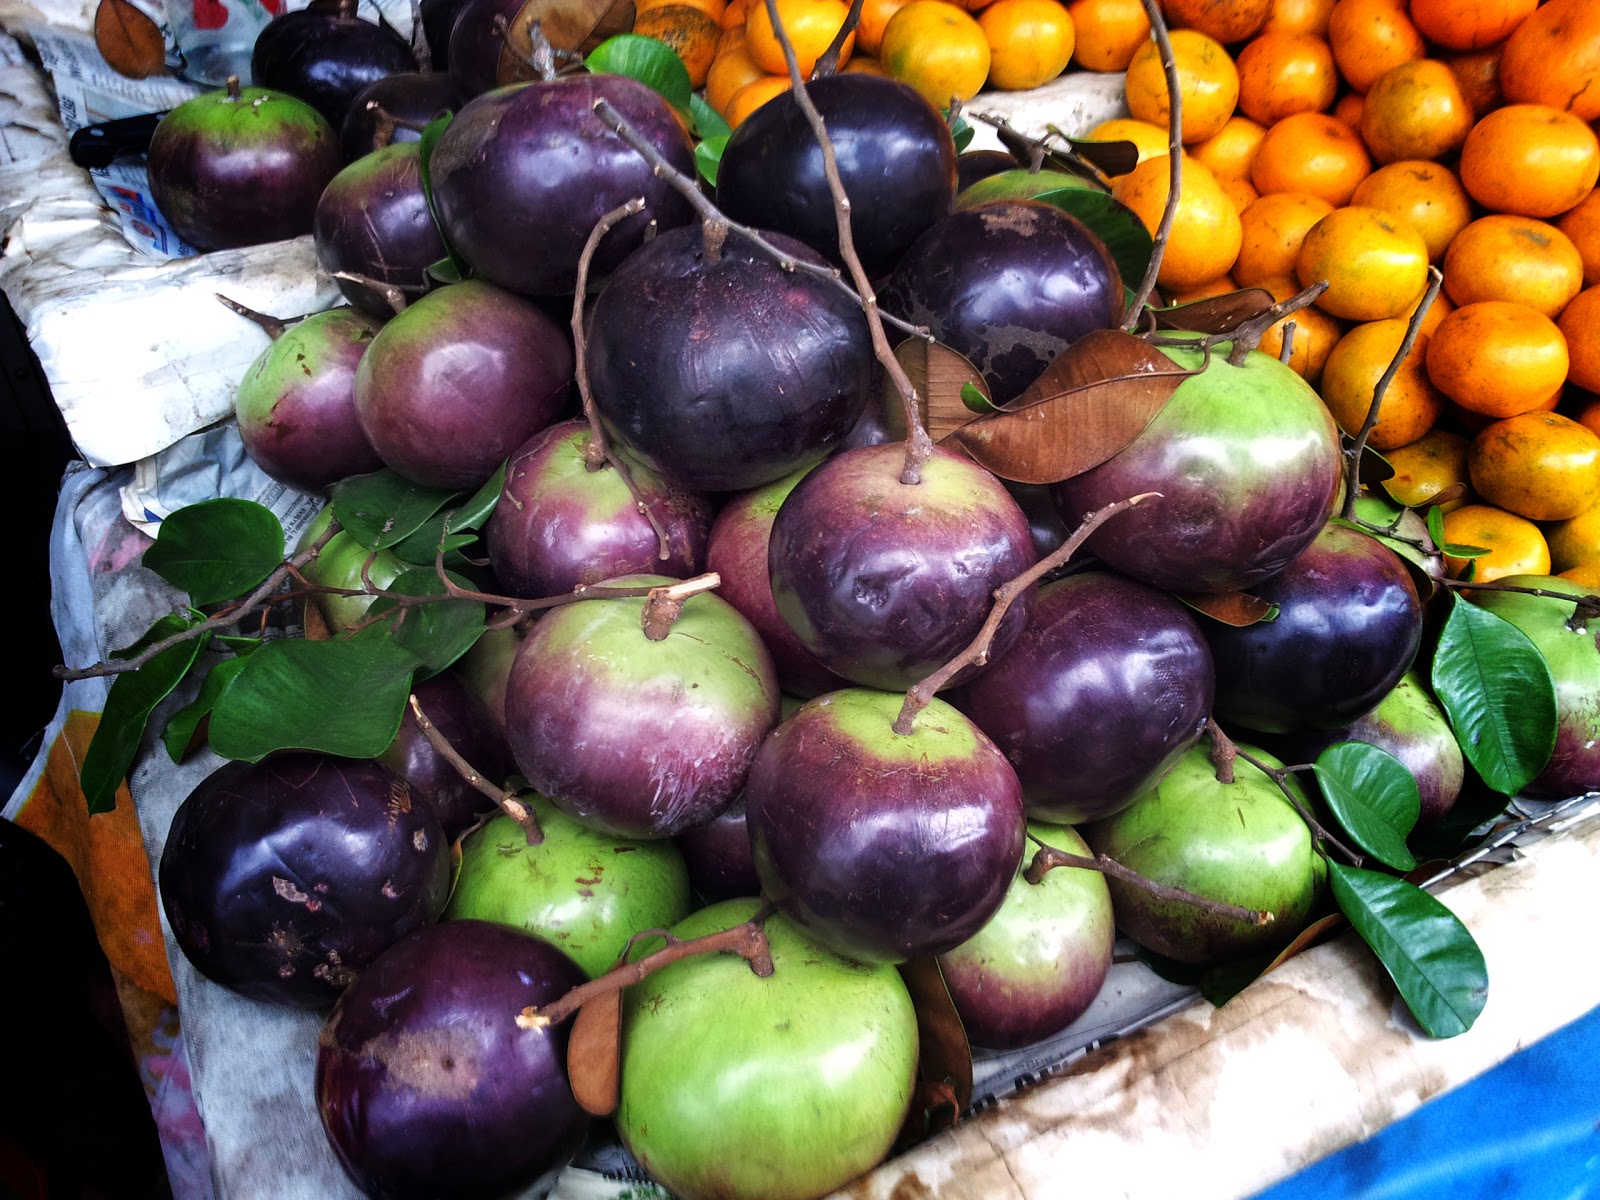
[1120, 0, 1183, 333]
[408, 694, 542, 844]
[1025, 836, 1274, 927]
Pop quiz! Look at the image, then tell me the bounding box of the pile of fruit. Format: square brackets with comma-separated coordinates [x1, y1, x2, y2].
[70, 0, 1600, 1197]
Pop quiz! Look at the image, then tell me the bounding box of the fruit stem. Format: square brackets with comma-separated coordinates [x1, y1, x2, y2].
[640, 573, 721, 640]
[406, 694, 543, 844]
[811, 0, 864, 78]
[1278, 322, 1295, 365]
[1119, 0, 1182, 335]
[891, 491, 1159, 735]
[1024, 835, 1275, 927]
[1437, 577, 1600, 632]
[214, 292, 289, 339]
[1205, 720, 1235, 783]
[224, 74, 241, 101]
[1339, 266, 1442, 522]
[758, 0, 936, 484]
[1224, 733, 1365, 867]
[517, 908, 775, 1030]
[329, 271, 411, 315]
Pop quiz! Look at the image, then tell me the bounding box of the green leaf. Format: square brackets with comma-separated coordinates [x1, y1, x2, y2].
[1431, 594, 1558, 795]
[162, 655, 248, 761]
[417, 110, 468, 278]
[959, 381, 998, 413]
[389, 462, 505, 565]
[211, 634, 265, 654]
[1313, 743, 1420, 871]
[81, 616, 208, 814]
[947, 110, 973, 152]
[142, 499, 284, 605]
[393, 530, 479, 568]
[330, 469, 461, 550]
[587, 34, 692, 114]
[695, 134, 728, 186]
[690, 93, 731, 140]
[1440, 541, 1491, 559]
[365, 567, 486, 675]
[1329, 862, 1487, 1038]
[1028, 188, 1153, 293]
[207, 630, 418, 762]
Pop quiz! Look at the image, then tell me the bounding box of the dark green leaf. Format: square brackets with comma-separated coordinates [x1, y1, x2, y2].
[947, 110, 973, 152]
[1329, 862, 1487, 1038]
[1313, 743, 1420, 871]
[389, 463, 505, 565]
[82, 616, 207, 813]
[1425, 505, 1447, 550]
[212, 635, 265, 653]
[690, 92, 731, 140]
[695, 134, 728, 186]
[587, 34, 692, 113]
[959, 381, 998, 413]
[1029, 188, 1152, 292]
[207, 630, 418, 762]
[112, 611, 203, 659]
[365, 567, 486, 675]
[162, 655, 248, 761]
[392, 530, 478, 568]
[1407, 769, 1514, 861]
[143, 499, 284, 605]
[1431, 594, 1558, 795]
[331, 469, 461, 550]
[426, 256, 464, 286]
[418, 110, 468, 278]
[1440, 541, 1491, 559]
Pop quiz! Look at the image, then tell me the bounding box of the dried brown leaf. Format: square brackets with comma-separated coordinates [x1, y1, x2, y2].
[1175, 590, 1276, 626]
[881, 339, 992, 444]
[945, 328, 1194, 485]
[1065, 136, 1139, 178]
[95, 0, 167, 80]
[892, 955, 972, 1151]
[1259, 912, 1345, 976]
[499, 0, 635, 82]
[567, 988, 622, 1116]
[1154, 288, 1276, 335]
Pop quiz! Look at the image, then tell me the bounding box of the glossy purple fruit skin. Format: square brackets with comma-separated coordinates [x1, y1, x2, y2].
[420, 0, 472, 68]
[339, 71, 467, 159]
[879, 200, 1124, 405]
[316, 920, 587, 1200]
[430, 75, 695, 297]
[486, 420, 712, 598]
[380, 673, 512, 840]
[705, 471, 844, 697]
[1207, 523, 1424, 735]
[444, 0, 526, 95]
[964, 572, 1215, 824]
[746, 690, 1026, 963]
[768, 443, 1037, 691]
[147, 86, 341, 251]
[159, 755, 450, 1008]
[675, 797, 761, 902]
[354, 279, 573, 489]
[586, 225, 874, 493]
[234, 306, 385, 491]
[314, 142, 446, 318]
[716, 73, 957, 278]
[251, 8, 417, 130]
[956, 149, 1018, 192]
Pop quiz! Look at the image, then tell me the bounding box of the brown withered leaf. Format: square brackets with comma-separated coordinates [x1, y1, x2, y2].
[567, 988, 623, 1116]
[1175, 590, 1277, 627]
[95, 0, 167, 80]
[1259, 912, 1345, 975]
[945, 328, 1194, 485]
[499, 0, 635, 83]
[892, 956, 972, 1151]
[1154, 287, 1276, 335]
[881, 339, 992, 444]
[1064, 136, 1139, 178]
[1355, 440, 1397, 487]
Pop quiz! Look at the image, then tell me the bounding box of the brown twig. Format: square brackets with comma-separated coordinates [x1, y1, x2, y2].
[1147, 282, 1330, 365]
[1219, 731, 1365, 867]
[329, 271, 411, 316]
[1438, 577, 1600, 631]
[407, 694, 542, 844]
[811, 0, 864, 78]
[516, 909, 775, 1029]
[1205, 719, 1234, 783]
[214, 293, 290, 339]
[893, 491, 1159, 734]
[640, 574, 722, 640]
[1024, 837, 1274, 927]
[761, 0, 937, 483]
[1121, 0, 1183, 333]
[968, 113, 1115, 190]
[1278, 320, 1296, 365]
[1340, 266, 1442, 521]
[56, 518, 342, 681]
[588, 99, 931, 342]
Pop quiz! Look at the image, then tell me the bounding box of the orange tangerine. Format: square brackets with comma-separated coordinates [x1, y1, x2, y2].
[1358, 58, 1473, 165]
[638, 0, 729, 18]
[1190, 115, 1267, 182]
[1260, 0, 1335, 37]
[1125, 29, 1240, 145]
[1160, 0, 1271, 44]
[1218, 175, 1260, 213]
[979, 0, 1076, 90]
[746, 0, 854, 75]
[1165, 274, 1241, 304]
[1443, 47, 1501, 118]
[1348, 160, 1472, 262]
[1440, 504, 1551, 581]
[1297, 205, 1428, 321]
[1576, 400, 1600, 441]
[1066, 0, 1148, 71]
[1558, 563, 1600, 589]
[1320, 317, 1444, 449]
[1469, 411, 1600, 522]
[1236, 33, 1338, 127]
[1425, 301, 1570, 419]
[1330, 91, 1363, 129]
[1327, 0, 1424, 94]
[1458, 105, 1600, 220]
[879, 0, 990, 107]
[1380, 428, 1472, 512]
[1497, 0, 1600, 123]
[1114, 154, 1245, 288]
[854, 0, 910, 52]
[841, 52, 889, 72]
[706, 44, 767, 115]
[1441, 215, 1585, 321]
[1408, 0, 1535, 52]
[1558, 286, 1600, 393]
[1250, 112, 1371, 205]
[1398, 284, 1452, 339]
[632, 4, 724, 87]
[1234, 192, 1333, 286]
[1556, 191, 1600, 288]
[1252, 273, 1345, 383]
[1547, 500, 1600, 575]
[725, 74, 792, 125]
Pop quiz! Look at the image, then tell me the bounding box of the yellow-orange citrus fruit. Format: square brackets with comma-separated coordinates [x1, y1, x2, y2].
[1358, 58, 1473, 164]
[1260, 0, 1334, 37]
[1558, 286, 1600, 393]
[1547, 500, 1600, 575]
[632, 4, 723, 87]
[1408, 0, 1535, 52]
[1380, 427, 1472, 512]
[1160, 0, 1270, 44]
[1250, 112, 1371, 205]
[1114, 154, 1245, 288]
[1236, 33, 1338, 127]
[1441, 215, 1585, 320]
[1320, 317, 1444, 448]
[1398, 284, 1452, 339]
[1191, 115, 1267, 181]
[746, 0, 854, 75]
[1165, 274, 1241, 304]
[1579, 401, 1600, 440]
[1440, 504, 1551, 581]
[979, 0, 1076, 90]
[1235, 192, 1333, 286]
[706, 44, 767, 115]
[1497, 0, 1600, 122]
[1558, 562, 1600, 589]
[1556, 191, 1600, 288]
[842, 52, 889, 72]
[1425, 300, 1569, 418]
[854, 0, 911, 51]
[638, 0, 728, 18]
[1469, 411, 1600, 522]
[1253, 273, 1345, 383]
[1443, 47, 1501, 118]
[1218, 175, 1259, 213]
[1297, 205, 1428, 321]
[1330, 91, 1363, 129]
[1327, 0, 1424, 93]
[1447, 388, 1560, 436]
[1066, 0, 1148, 71]
[1125, 29, 1240, 145]
[880, 0, 990, 107]
[1348, 160, 1472, 262]
[725, 74, 792, 125]
[1458, 104, 1600, 219]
